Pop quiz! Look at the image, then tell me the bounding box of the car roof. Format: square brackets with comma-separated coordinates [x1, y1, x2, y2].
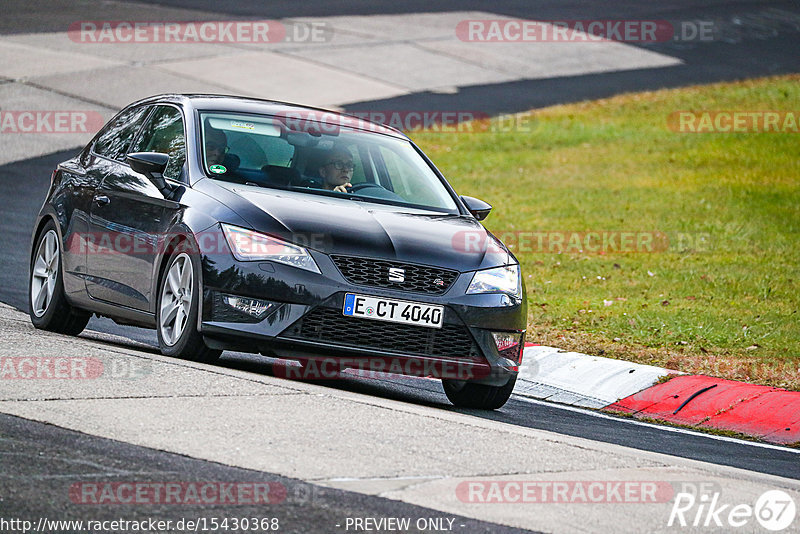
[127, 93, 409, 140]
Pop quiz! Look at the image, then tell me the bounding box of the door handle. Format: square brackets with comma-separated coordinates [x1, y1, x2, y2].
[93, 195, 110, 207]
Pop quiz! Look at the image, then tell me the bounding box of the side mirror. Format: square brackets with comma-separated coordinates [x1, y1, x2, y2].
[460, 195, 492, 221]
[127, 152, 173, 198]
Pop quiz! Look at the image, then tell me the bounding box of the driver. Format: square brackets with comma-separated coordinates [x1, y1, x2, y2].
[318, 146, 354, 192]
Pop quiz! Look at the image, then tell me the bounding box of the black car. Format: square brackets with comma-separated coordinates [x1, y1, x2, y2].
[28, 94, 526, 409]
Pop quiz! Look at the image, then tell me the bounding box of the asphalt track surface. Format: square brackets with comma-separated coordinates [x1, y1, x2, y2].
[0, 413, 535, 534]
[2, 152, 799, 486]
[2, 1, 800, 528]
[6, 0, 800, 115]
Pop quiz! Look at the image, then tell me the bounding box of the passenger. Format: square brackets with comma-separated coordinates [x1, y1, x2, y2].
[205, 127, 229, 167]
[318, 146, 354, 192]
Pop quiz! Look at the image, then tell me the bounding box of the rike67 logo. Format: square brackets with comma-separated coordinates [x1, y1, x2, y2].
[669, 488, 796, 531]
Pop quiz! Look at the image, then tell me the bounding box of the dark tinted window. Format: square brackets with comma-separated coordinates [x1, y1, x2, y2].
[93, 106, 151, 161]
[131, 106, 186, 181]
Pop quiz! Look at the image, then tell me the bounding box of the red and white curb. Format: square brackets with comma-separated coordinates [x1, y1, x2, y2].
[517, 343, 800, 446]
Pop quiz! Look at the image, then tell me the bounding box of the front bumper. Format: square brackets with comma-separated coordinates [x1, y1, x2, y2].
[199, 251, 526, 386]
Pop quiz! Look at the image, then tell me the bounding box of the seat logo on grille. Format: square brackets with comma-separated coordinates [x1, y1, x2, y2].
[388, 267, 405, 282]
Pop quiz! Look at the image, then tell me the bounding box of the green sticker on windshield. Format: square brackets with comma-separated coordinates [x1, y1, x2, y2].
[209, 164, 227, 174]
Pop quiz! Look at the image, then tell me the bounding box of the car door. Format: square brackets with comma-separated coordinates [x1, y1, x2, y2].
[86, 104, 186, 311]
[82, 105, 152, 300]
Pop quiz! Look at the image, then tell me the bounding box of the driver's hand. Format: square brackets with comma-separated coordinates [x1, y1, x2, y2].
[333, 182, 352, 193]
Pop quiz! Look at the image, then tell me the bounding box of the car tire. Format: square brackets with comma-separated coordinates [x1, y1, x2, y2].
[156, 249, 221, 363]
[442, 376, 517, 410]
[29, 221, 90, 335]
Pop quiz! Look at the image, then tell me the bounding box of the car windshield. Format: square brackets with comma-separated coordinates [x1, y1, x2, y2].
[199, 111, 459, 212]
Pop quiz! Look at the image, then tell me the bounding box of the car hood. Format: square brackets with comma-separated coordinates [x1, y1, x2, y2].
[210, 182, 514, 272]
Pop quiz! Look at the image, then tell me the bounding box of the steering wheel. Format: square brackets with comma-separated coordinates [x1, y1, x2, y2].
[347, 182, 385, 193]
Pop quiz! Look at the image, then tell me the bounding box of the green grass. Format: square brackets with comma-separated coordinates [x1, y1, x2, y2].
[411, 75, 800, 389]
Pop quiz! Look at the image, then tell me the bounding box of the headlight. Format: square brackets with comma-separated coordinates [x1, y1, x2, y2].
[221, 223, 320, 274]
[467, 264, 521, 298]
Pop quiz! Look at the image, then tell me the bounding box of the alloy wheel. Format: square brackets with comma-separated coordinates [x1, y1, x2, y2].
[30, 229, 59, 317]
[159, 253, 193, 346]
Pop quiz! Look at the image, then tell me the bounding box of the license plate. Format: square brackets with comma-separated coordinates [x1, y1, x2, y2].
[343, 294, 443, 329]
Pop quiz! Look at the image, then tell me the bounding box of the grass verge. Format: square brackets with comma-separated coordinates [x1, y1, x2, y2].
[412, 74, 800, 389]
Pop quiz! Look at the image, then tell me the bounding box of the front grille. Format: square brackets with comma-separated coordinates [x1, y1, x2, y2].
[331, 255, 458, 295]
[283, 307, 480, 360]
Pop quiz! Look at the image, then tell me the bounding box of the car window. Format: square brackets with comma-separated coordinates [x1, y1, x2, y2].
[130, 105, 186, 181]
[377, 145, 442, 205]
[301, 144, 366, 184]
[201, 114, 295, 172]
[199, 111, 458, 212]
[347, 145, 367, 185]
[93, 106, 151, 161]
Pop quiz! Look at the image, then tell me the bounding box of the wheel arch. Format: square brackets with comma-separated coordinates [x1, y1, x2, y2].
[30, 214, 62, 270]
[153, 225, 206, 331]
